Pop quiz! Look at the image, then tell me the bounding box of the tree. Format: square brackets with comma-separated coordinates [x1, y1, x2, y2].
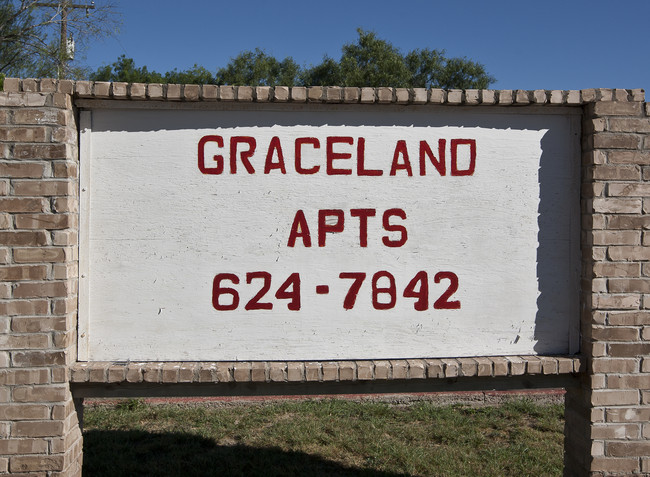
[90, 29, 495, 89]
[0, 0, 120, 79]
[302, 29, 494, 89]
[215, 48, 301, 86]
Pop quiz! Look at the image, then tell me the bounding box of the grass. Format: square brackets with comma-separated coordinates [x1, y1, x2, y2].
[82, 398, 565, 477]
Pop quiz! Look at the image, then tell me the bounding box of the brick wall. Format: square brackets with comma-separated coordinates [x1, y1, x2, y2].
[0, 80, 648, 476]
[576, 92, 650, 476]
[0, 87, 82, 476]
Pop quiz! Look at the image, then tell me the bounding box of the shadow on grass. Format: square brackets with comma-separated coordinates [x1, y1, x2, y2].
[83, 429, 415, 477]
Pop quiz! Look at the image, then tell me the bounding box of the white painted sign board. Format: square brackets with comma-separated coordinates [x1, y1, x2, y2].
[79, 106, 580, 361]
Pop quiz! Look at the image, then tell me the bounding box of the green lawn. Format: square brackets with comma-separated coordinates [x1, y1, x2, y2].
[82, 398, 564, 477]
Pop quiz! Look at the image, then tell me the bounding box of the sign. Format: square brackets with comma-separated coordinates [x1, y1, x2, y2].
[78, 107, 580, 361]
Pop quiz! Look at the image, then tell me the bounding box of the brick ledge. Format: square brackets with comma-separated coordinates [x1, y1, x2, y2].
[2, 78, 645, 105]
[70, 355, 583, 385]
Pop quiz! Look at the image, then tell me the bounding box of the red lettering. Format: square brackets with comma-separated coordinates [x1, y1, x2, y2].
[318, 209, 345, 246]
[419, 139, 446, 176]
[382, 208, 407, 247]
[390, 140, 413, 176]
[357, 137, 382, 176]
[326, 137, 353, 175]
[350, 209, 376, 247]
[295, 137, 320, 174]
[198, 135, 225, 175]
[287, 210, 312, 247]
[451, 139, 476, 176]
[264, 136, 286, 174]
[229, 136, 256, 174]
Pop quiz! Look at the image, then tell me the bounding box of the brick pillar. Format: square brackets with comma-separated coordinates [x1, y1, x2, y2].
[0, 90, 82, 475]
[570, 90, 650, 476]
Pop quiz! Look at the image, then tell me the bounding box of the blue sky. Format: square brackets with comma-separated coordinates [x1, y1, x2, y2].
[83, 0, 649, 92]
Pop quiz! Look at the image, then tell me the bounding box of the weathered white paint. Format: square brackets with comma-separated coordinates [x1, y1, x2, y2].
[79, 107, 580, 361]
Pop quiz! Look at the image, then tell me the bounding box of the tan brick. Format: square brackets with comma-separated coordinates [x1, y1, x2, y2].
[10, 454, 64, 472]
[250, 362, 266, 382]
[608, 246, 650, 261]
[442, 359, 458, 377]
[237, 86, 253, 101]
[591, 165, 641, 181]
[592, 230, 640, 246]
[13, 109, 61, 125]
[607, 441, 650, 458]
[373, 360, 390, 379]
[11, 420, 64, 437]
[233, 362, 251, 382]
[13, 281, 69, 298]
[268, 362, 285, 382]
[305, 362, 320, 381]
[591, 423, 640, 439]
[0, 161, 45, 178]
[608, 311, 650, 326]
[272, 86, 288, 102]
[407, 359, 426, 378]
[183, 84, 200, 101]
[591, 389, 639, 406]
[0, 334, 48, 350]
[12, 385, 67, 403]
[13, 144, 68, 160]
[15, 213, 74, 230]
[13, 180, 73, 196]
[593, 198, 642, 214]
[0, 197, 46, 212]
[0, 230, 49, 246]
[591, 456, 639, 473]
[11, 317, 68, 333]
[0, 126, 48, 142]
[0, 264, 47, 280]
[286, 362, 304, 381]
[609, 279, 650, 294]
[607, 407, 650, 422]
[457, 358, 477, 377]
[425, 359, 444, 378]
[592, 101, 643, 116]
[593, 262, 640, 277]
[609, 118, 650, 133]
[607, 215, 650, 229]
[0, 404, 49, 420]
[0, 438, 48, 454]
[321, 362, 338, 381]
[52, 161, 77, 178]
[593, 293, 640, 309]
[52, 230, 77, 245]
[607, 375, 650, 389]
[609, 150, 650, 164]
[609, 343, 650, 357]
[13, 247, 65, 263]
[593, 133, 641, 149]
[390, 360, 407, 379]
[0, 299, 49, 316]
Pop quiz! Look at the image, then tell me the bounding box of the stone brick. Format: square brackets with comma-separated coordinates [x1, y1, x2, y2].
[15, 214, 74, 230]
[52, 161, 77, 178]
[464, 89, 479, 104]
[360, 88, 375, 103]
[591, 389, 639, 406]
[321, 362, 337, 381]
[0, 126, 47, 142]
[609, 279, 650, 294]
[325, 87, 342, 103]
[377, 88, 392, 103]
[13, 144, 68, 160]
[591, 456, 639, 473]
[11, 420, 64, 437]
[425, 359, 444, 378]
[183, 84, 200, 101]
[0, 438, 48, 454]
[201, 84, 218, 101]
[407, 359, 425, 378]
[593, 197, 642, 214]
[0, 334, 48, 350]
[447, 89, 462, 104]
[0, 198, 46, 213]
[166, 84, 181, 100]
[480, 90, 496, 104]
[0, 265, 47, 280]
[593, 133, 641, 150]
[13, 281, 69, 298]
[607, 441, 650, 457]
[0, 161, 45, 178]
[250, 362, 266, 382]
[609, 182, 650, 197]
[255, 86, 271, 102]
[9, 455, 64, 472]
[498, 90, 513, 105]
[608, 246, 650, 261]
[609, 118, 650, 133]
[0, 299, 49, 317]
[290, 87, 306, 102]
[390, 360, 407, 379]
[608, 343, 650, 357]
[607, 375, 650, 389]
[286, 362, 304, 381]
[356, 361, 373, 380]
[591, 165, 641, 181]
[592, 101, 643, 116]
[237, 86, 253, 101]
[272, 86, 288, 102]
[304, 362, 321, 381]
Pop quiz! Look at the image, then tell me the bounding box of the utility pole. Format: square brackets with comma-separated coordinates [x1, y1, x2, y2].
[33, 1, 96, 78]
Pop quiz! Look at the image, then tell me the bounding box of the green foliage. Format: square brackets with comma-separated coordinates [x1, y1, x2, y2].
[215, 48, 301, 86]
[91, 29, 495, 89]
[90, 54, 164, 83]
